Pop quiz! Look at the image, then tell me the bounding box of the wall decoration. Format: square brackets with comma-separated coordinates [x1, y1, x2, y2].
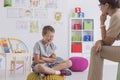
[39, 0, 46, 8]
[24, 9, 33, 17]
[45, 0, 57, 8]
[30, 0, 40, 7]
[54, 12, 62, 22]
[16, 20, 29, 32]
[34, 9, 48, 18]
[7, 8, 20, 18]
[4, 0, 12, 7]
[19, 8, 33, 18]
[13, 0, 26, 7]
[30, 20, 39, 33]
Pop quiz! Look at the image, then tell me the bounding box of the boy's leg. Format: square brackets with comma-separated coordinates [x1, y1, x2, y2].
[88, 46, 120, 80]
[51, 60, 72, 70]
[34, 64, 56, 75]
[34, 63, 72, 76]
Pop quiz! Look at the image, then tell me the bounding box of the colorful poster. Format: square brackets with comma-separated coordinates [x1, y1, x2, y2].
[30, 0, 40, 7]
[19, 8, 33, 18]
[54, 12, 62, 22]
[34, 9, 48, 18]
[45, 0, 57, 8]
[4, 0, 12, 7]
[13, 0, 26, 7]
[30, 20, 39, 33]
[16, 20, 29, 32]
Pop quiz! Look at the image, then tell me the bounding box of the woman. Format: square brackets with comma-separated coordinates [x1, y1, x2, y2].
[87, 0, 120, 80]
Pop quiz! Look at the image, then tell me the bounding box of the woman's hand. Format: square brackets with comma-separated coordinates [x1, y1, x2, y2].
[100, 14, 107, 25]
[94, 40, 103, 53]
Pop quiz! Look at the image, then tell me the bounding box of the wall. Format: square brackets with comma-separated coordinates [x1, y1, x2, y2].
[0, 0, 117, 70]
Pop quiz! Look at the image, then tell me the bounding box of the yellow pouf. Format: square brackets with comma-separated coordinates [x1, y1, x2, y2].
[26, 72, 65, 80]
[26, 72, 43, 80]
[43, 75, 65, 80]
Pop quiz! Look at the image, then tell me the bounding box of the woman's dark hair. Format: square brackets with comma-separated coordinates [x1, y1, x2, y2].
[99, 0, 120, 9]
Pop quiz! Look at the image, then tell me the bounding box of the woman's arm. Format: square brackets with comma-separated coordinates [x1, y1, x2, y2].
[100, 26, 115, 45]
[94, 14, 117, 53]
[100, 14, 116, 45]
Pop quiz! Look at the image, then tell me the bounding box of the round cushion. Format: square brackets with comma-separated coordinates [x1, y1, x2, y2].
[43, 75, 65, 80]
[26, 72, 42, 80]
[69, 57, 88, 72]
[26, 72, 65, 80]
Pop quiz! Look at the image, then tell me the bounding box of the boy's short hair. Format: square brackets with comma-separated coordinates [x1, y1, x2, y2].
[42, 25, 55, 35]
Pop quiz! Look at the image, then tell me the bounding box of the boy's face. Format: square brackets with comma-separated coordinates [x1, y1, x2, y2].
[42, 31, 54, 44]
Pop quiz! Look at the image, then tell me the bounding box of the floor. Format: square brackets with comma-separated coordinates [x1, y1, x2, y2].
[66, 64, 118, 80]
[0, 64, 118, 80]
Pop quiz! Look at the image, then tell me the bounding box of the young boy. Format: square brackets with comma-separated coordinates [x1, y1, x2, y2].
[31, 25, 72, 77]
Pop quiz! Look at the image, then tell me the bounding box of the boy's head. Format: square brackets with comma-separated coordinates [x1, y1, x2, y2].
[42, 25, 55, 44]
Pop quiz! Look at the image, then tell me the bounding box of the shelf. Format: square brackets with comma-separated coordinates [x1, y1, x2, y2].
[69, 18, 94, 57]
[72, 41, 82, 42]
[72, 30, 82, 31]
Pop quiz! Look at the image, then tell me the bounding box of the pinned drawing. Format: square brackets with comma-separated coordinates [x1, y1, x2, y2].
[30, 0, 40, 7]
[16, 20, 29, 33]
[45, 0, 57, 8]
[33, 9, 48, 18]
[13, 0, 26, 7]
[4, 0, 12, 7]
[54, 12, 62, 22]
[30, 20, 39, 33]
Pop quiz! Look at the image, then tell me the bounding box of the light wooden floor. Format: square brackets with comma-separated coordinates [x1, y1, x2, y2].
[0, 64, 118, 80]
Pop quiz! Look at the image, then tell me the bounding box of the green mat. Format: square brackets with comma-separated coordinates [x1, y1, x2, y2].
[117, 63, 120, 80]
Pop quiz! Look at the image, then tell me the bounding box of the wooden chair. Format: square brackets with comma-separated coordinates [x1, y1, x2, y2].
[9, 38, 28, 74]
[10, 57, 26, 74]
[0, 38, 28, 74]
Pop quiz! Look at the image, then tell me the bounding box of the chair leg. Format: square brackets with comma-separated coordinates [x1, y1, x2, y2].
[13, 63, 16, 74]
[23, 64, 24, 74]
[22, 61, 26, 74]
[24, 62, 26, 73]
[10, 62, 12, 74]
[10, 61, 26, 74]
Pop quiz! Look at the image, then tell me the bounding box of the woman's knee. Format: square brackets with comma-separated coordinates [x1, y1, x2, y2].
[90, 46, 96, 55]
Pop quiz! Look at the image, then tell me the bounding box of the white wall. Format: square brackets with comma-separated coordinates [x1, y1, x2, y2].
[0, 0, 117, 70]
[0, 0, 101, 57]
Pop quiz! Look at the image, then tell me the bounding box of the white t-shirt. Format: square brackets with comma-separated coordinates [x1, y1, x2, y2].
[33, 40, 57, 57]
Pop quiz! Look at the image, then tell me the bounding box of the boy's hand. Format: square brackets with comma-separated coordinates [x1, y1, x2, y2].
[40, 53, 56, 63]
